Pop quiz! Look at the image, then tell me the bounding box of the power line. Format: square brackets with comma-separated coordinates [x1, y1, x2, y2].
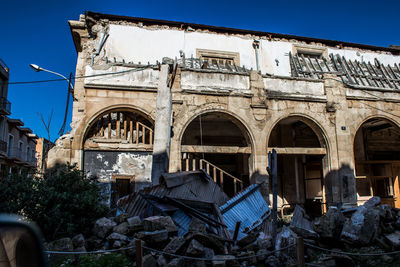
[8, 66, 153, 85]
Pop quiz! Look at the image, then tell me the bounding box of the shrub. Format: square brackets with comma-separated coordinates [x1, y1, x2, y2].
[0, 165, 109, 240]
[58, 253, 131, 267]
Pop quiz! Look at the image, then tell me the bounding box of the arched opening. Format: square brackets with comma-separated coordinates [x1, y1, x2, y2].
[180, 112, 253, 196]
[268, 116, 328, 216]
[83, 108, 154, 206]
[354, 117, 400, 207]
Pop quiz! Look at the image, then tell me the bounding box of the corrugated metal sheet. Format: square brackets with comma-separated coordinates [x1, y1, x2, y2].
[117, 170, 228, 218]
[219, 184, 270, 240]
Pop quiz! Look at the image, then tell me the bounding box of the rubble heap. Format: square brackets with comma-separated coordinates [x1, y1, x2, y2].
[46, 171, 400, 266]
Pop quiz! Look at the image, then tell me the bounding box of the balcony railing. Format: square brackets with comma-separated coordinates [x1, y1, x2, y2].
[0, 97, 11, 114]
[7, 147, 36, 165]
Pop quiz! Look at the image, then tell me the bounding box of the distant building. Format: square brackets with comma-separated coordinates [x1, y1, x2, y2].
[0, 59, 37, 175]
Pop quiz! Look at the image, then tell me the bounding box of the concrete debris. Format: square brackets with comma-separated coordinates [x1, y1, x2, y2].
[127, 216, 142, 226]
[142, 254, 157, 267]
[186, 239, 206, 257]
[71, 233, 86, 248]
[340, 205, 380, 245]
[163, 236, 186, 255]
[139, 229, 169, 244]
[313, 206, 345, 239]
[47, 237, 74, 252]
[143, 215, 178, 235]
[93, 217, 117, 238]
[113, 222, 129, 235]
[46, 171, 400, 266]
[290, 205, 318, 239]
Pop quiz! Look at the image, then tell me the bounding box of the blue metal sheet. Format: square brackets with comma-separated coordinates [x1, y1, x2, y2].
[219, 184, 270, 240]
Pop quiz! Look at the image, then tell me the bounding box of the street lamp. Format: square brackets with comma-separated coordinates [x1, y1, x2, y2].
[29, 64, 74, 136]
[29, 64, 72, 87]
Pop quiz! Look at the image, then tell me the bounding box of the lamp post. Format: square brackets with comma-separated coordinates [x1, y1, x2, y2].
[29, 64, 73, 136]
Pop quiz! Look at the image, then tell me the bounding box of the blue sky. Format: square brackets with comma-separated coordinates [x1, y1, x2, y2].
[1, 0, 399, 141]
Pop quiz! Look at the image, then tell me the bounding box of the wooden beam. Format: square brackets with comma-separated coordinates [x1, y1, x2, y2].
[181, 145, 252, 154]
[267, 147, 326, 155]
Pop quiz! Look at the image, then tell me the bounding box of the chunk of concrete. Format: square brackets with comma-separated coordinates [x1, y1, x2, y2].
[142, 254, 157, 267]
[163, 236, 186, 254]
[340, 206, 380, 245]
[364, 196, 381, 208]
[313, 206, 345, 239]
[188, 218, 207, 233]
[141, 229, 169, 243]
[127, 216, 142, 226]
[290, 205, 319, 239]
[275, 226, 297, 258]
[106, 232, 130, 245]
[72, 234, 85, 248]
[143, 216, 178, 235]
[186, 239, 206, 257]
[47, 237, 73, 252]
[113, 222, 129, 235]
[385, 231, 400, 248]
[114, 213, 129, 223]
[212, 255, 236, 267]
[93, 217, 117, 239]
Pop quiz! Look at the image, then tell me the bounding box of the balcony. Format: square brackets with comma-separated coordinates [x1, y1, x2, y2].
[6, 147, 36, 167]
[0, 97, 11, 115]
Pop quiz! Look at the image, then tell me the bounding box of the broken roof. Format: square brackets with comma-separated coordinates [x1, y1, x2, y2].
[117, 170, 229, 217]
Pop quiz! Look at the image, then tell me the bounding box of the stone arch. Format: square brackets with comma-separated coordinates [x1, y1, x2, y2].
[80, 104, 155, 150]
[177, 107, 255, 150]
[266, 113, 331, 152]
[179, 109, 255, 196]
[353, 115, 400, 207]
[267, 114, 330, 216]
[80, 105, 155, 206]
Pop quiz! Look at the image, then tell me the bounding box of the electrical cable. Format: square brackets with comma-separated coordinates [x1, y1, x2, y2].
[8, 66, 153, 85]
[44, 243, 296, 261]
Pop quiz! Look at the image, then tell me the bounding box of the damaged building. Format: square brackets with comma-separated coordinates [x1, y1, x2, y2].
[48, 11, 400, 213]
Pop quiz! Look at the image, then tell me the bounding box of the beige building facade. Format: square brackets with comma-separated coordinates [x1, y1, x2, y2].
[49, 12, 400, 212]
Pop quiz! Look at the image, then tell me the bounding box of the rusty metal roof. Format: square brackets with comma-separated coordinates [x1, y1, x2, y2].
[118, 170, 229, 218]
[220, 183, 271, 240]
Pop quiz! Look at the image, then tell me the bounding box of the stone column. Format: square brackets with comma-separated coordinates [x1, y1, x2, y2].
[151, 64, 172, 185]
[324, 74, 357, 205]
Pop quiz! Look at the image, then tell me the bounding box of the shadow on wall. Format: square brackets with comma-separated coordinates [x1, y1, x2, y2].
[324, 164, 357, 206]
[250, 170, 269, 204]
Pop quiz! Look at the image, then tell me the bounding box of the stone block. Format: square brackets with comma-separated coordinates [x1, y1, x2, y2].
[71, 234, 85, 248]
[143, 216, 178, 235]
[290, 205, 318, 239]
[93, 217, 117, 239]
[113, 222, 129, 235]
[163, 236, 186, 254]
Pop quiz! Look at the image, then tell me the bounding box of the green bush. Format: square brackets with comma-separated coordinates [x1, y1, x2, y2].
[58, 253, 131, 267]
[0, 165, 109, 241]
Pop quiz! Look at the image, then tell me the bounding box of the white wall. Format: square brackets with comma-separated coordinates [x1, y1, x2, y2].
[101, 23, 400, 78]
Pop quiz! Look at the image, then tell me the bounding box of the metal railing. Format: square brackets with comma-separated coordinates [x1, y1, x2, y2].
[182, 157, 244, 194]
[6, 147, 36, 165]
[0, 97, 11, 114]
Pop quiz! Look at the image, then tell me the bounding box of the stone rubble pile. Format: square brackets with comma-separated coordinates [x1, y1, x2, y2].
[291, 196, 400, 266]
[47, 196, 400, 266]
